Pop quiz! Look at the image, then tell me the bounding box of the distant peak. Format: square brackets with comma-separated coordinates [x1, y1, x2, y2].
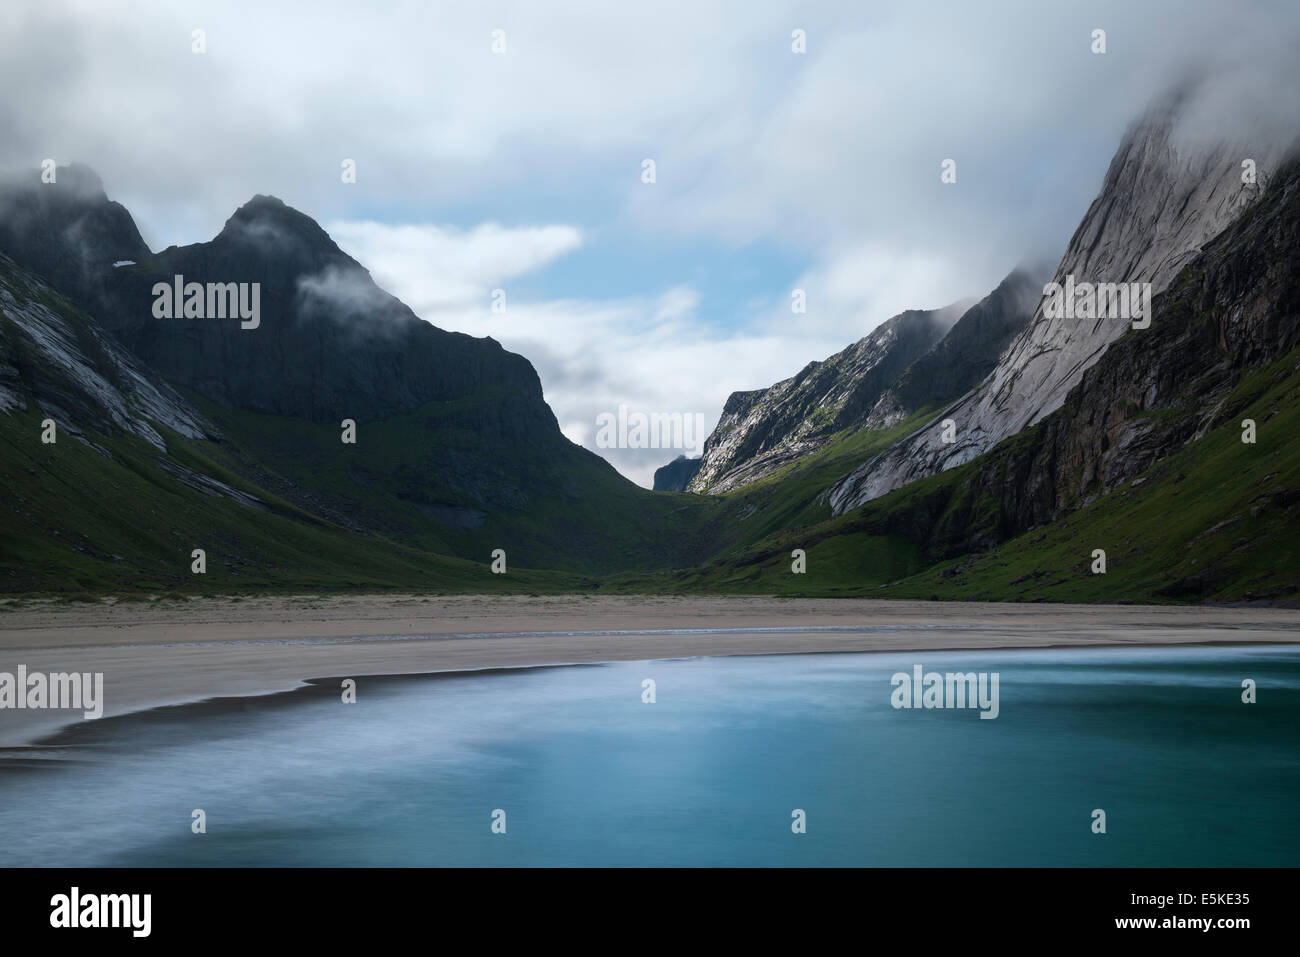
[238, 193, 288, 212]
[13, 162, 109, 201]
[226, 193, 303, 225]
[59, 162, 105, 193]
[217, 194, 340, 255]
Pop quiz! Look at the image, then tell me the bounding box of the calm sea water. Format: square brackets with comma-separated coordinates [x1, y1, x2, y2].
[2, 645, 1297, 866]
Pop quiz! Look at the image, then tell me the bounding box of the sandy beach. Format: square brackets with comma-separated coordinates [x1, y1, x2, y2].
[3, 594, 1299, 747]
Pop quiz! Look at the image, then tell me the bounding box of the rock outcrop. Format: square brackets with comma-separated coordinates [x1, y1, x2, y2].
[688, 299, 972, 493]
[0, 252, 212, 451]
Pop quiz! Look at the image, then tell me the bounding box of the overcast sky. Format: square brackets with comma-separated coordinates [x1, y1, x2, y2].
[3, 0, 1299, 485]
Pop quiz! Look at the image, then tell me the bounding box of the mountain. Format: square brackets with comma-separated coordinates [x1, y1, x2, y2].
[93, 197, 549, 424]
[653, 454, 701, 492]
[3, 106, 1296, 604]
[0, 168, 722, 590]
[830, 92, 1279, 514]
[684, 261, 1045, 496]
[861, 147, 1300, 601]
[687, 298, 973, 493]
[0, 251, 487, 592]
[90, 194, 593, 515]
[0, 172, 590, 505]
[655, 150, 1300, 603]
[0, 164, 151, 310]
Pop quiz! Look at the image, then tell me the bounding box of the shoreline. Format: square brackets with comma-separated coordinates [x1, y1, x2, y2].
[4, 594, 1300, 748]
[19, 639, 1296, 755]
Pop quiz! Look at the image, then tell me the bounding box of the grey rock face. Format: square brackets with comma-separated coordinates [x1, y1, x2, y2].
[688, 299, 972, 493]
[858, 151, 1300, 573]
[864, 265, 1048, 430]
[0, 252, 212, 451]
[829, 97, 1277, 515]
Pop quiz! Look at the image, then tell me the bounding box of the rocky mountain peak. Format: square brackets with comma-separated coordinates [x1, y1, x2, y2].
[829, 89, 1282, 515]
[205, 194, 360, 281]
[0, 163, 150, 303]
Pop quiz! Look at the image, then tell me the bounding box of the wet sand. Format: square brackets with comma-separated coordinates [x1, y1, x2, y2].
[2, 594, 1299, 746]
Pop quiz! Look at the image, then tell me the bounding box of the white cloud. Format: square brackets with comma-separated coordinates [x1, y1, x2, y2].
[3, 0, 1298, 486]
[765, 244, 990, 340]
[12, 0, 1297, 258]
[327, 220, 583, 313]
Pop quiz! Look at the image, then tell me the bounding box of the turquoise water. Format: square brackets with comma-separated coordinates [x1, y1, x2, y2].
[2, 645, 1297, 866]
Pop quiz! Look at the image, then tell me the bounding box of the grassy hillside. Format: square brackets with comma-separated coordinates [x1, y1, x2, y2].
[176, 395, 733, 577]
[602, 411, 940, 593]
[881, 349, 1300, 604]
[0, 376, 934, 596]
[0, 407, 581, 595]
[0, 245, 731, 594]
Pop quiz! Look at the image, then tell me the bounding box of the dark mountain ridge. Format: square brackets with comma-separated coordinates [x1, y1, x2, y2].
[0, 166, 730, 586]
[0, 170, 622, 513]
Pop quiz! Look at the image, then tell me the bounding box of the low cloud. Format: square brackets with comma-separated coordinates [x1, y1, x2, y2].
[326, 221, 583, 315]
[297, 265, 395, 320]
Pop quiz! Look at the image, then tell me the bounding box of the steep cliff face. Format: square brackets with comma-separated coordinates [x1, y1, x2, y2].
[0, 165, 151, 308]
[687, 299, 971, 493]
[830, 97, 1278, 514]
[0, 173, 639, 516]
[863, 266, 1047, 430]
[91, 195, 556, 431]
[862, 152, 1300, 563]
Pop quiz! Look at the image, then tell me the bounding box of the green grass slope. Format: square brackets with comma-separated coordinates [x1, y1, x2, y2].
[641, 345, 1300, 603]
[880, 350, 1300, 603]
[0, 407, 582, 595]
